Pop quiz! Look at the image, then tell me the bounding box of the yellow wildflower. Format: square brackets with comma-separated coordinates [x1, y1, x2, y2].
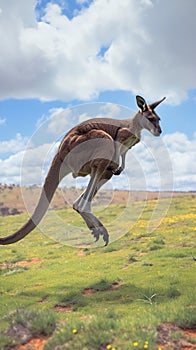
[133, 341, 139, 346]
[72, 329, 78, 334]
[106, 345, 115, 350]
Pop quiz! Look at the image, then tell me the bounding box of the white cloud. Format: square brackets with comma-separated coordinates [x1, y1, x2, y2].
[0, 0, 195, 103]
[35, 103, 132, 143]
[78, 103, 124, 122]
[125, 132, 196, 191]
[100, 103, 121, 117]
[162, 132, 196, 190]
[78, 112, 90, 123]
[0, 118, 6, 125]
[127, 135, 174, 191]
[46, 108, 71, 136]
[0, 142, 58, 185]
[0, 133, 28, 155]
[0, 152, 24, 184]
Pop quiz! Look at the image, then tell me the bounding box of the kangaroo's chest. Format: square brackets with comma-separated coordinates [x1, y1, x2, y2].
[116, 127, 140, 150]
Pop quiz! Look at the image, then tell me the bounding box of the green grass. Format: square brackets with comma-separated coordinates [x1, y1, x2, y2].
[0, 195, 196, 349]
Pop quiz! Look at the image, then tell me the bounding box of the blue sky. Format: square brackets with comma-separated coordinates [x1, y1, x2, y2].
[0, 0, 196, 191]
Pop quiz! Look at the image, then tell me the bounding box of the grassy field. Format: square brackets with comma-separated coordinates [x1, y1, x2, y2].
[0, 195, 195, 349]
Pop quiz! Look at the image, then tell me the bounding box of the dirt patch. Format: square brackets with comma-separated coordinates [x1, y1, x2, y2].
[0, 258, 42, 270]
[122, 265, 129, 270]
[83, 281, 120, 295]
[39, 295, 49, 303]
[54, 304, 74, 312]
[77, 249, 87, 257]
[157, 323, 196, 350]
[83, 288, 97, 296]
[184, 329, 196, 338]
[14, 338, 47, 350]
[110, 282, 120, 291]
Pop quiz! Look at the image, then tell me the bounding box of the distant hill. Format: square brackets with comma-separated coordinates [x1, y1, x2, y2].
[0, 184, 195, 216]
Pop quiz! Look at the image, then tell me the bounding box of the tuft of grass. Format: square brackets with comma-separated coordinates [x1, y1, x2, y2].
[166, 287, 181, 299]
[44, 322, 83, 350]
[128, 255, 138, 263]
[148, 238, 165, 251]
[89, 279, 112, 291]
[0, 335, 16, 350]
[57, 291, 87, 310]
[186, 335, 196, 344]
[169, 330, 184, 342]
[9, 308, 56, 337]
[174, 308, 196, 329]
[137, 293, 158, 305]
[84, 317, 116, 348]
[104, 246, 118, 253]
[30, 310, 56, 337]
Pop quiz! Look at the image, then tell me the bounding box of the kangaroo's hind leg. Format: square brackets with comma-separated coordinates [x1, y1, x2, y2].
[73, 167, 113, 245]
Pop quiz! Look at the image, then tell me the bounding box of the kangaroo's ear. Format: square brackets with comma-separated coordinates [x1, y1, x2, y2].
[136, 95, 148, 112]
[149, 97, 166, 110]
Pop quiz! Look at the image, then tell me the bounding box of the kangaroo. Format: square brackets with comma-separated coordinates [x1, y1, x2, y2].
[0, 95, 165, 246]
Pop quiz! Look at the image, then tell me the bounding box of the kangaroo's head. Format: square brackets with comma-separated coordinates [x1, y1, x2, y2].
[136, 95, 166, 137]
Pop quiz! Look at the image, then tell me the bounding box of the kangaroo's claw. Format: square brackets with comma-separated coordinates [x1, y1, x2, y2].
[91, 226, 109, 246]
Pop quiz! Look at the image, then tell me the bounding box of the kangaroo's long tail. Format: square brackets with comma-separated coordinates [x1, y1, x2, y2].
[0, 155, 63, 245]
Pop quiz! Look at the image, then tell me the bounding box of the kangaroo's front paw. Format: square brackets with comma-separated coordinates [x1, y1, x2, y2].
[112, 166, 123, 175]
[107, 163, 118, 172]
